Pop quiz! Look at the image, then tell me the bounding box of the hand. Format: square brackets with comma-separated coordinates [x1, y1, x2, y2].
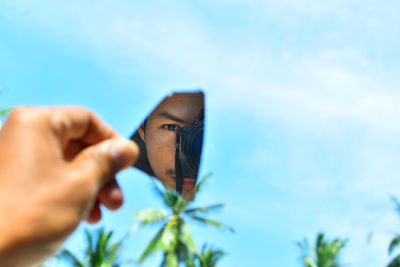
[0, 106, 139, 266]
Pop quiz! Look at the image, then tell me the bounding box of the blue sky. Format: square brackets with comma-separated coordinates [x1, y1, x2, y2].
[1, 0, 400, 266]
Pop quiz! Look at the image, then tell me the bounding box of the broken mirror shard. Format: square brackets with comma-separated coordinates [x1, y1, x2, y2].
[130, 91, 205, 200]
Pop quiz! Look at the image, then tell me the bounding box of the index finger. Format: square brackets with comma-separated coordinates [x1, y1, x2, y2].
[49, 106, 119, 148]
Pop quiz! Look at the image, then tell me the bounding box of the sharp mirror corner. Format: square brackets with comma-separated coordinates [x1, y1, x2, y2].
[130, 91, 205, 200]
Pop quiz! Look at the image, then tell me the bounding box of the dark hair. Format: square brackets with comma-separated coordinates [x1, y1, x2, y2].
[130, 128, 154, 176]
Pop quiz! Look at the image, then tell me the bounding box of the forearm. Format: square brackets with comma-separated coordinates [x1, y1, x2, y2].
[0, 222, 64, 267]
[0, 208, 48, 266]
[0, 189, 66, 266]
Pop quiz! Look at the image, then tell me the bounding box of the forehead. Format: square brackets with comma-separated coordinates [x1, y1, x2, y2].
[148, 92, 204, 122]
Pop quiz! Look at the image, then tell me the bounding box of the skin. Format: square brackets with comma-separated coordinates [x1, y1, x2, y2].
[0, 106, 139, 266]
[138, 92, 204, 200]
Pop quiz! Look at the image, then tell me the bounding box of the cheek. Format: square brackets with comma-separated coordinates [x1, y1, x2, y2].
[145, 131, 176, 172]
[149, 131, 175, 156]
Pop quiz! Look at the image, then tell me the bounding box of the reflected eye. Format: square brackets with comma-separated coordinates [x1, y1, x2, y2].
[163, 124, 180, 131]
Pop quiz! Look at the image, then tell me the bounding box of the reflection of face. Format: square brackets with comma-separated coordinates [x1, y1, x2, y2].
[138, 92, 204, 200]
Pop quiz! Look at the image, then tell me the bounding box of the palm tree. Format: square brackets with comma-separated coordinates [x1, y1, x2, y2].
[388, 235, 400, 267]
[57, 227, 131, 267]
[196, 244, 225, 267]
[297, 232, 347, 267]
[133, 173, 233, 266]
[387, 197, 400, 267]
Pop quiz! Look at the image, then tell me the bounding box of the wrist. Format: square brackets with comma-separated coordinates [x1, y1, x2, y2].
[0, 209, 40, 266]
[0, 217, 19, 265]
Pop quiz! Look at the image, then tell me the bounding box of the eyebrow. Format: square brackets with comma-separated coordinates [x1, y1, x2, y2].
[157, 111, 188, 124]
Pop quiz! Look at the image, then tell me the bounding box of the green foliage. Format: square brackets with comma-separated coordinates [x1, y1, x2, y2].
[133, 173, 233, 266]
[58, 249, 85, 267]
[196, 244, 225, 267]
[37, 263, 57, 267]
[389, 235, 400, 256]
[297, 232, 347, 267]
[388, 235, 400, 267]
[57, 227, 131, 267]
[388, 255, 400, 267]
[0, 108, 12, 117]
[387, 197, 400, 267]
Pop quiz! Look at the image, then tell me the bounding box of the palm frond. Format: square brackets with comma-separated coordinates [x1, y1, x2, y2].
[178, 218, 197, 255]
[136, 222, 178, 264]
[199, 244, 225, 267]
[303, 257, 318, 267]
[56, 228, 128, 267]
[135, 209, 169, 226]
[389, 235, 400, 256]
[296, 239, 309, 253]
[57, 249, 85, 267]
[194, 173, 213, 198]
[172, 194, 189, 214]
[89, 228, 106, 265]
[155, 183, 181, 208]
[180, 242, 196, 267]
[103, 239, 124, 266]
[388, 254, 400, 267]
[297, 233, 347, 267]
[185, 204, 225, 215]
[113, 259, 135, 266]
[154, 183, 170, 204]
[84, 228, 95, 262]
[188, 215, 234, 233]
[97, 230, 113, 264]
[296, 239, 316, 267]
[0, 108, 12, 117]
[161, 252, 179, 267]
[136, 226, 165, 263]
[316, 232, 324, 246]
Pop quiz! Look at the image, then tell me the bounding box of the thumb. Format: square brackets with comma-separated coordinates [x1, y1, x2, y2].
[71, 137, 139, 186]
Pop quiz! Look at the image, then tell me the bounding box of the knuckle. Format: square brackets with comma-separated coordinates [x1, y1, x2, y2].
[8, 106, 49, 125]
[69, 106, 93, 118]
[48, 106, 96, 137]
[50, 110, 72, 136]
[9, 106, 31, 122]
[75, 106, 91, 114]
